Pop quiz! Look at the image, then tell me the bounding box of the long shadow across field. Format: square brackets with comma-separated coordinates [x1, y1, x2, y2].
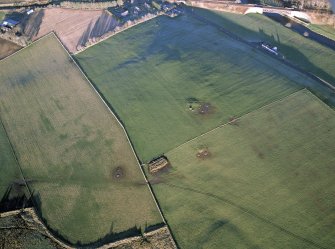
[190, 7, 335, 100]
[0, 185, 32, 212]
[163, 182, 328, 249]
[0, 187, 166, 248]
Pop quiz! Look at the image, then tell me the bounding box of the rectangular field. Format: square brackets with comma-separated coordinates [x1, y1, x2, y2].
[76, 13, 330, 162]
[150, 89, 335, 248]
[0, 34, 161, 244]
[193, 8, 335, 86]
[22, 8, 119, 53]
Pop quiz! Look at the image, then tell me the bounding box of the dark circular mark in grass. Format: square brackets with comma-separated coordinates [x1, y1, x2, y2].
[112, 166, 124, 180]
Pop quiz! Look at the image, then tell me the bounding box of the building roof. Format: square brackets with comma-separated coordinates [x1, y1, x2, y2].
[1, 19, 20, 26]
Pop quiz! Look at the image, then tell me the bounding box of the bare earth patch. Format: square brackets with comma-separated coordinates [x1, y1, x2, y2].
[197, 102, 215, 115]
[196, 148, 211, 159]
[0, 38, 21, 59]
[228, 116, 239, 126]
[22, 8, 119, 53]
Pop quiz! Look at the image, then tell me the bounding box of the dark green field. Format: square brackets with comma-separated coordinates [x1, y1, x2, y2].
[75, 12, 331, 162]
[150, 89, 335, 248]
[192, 8, 335, 86]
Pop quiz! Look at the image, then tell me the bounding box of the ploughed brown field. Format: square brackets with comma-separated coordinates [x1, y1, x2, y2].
[22, 8, 119, 53]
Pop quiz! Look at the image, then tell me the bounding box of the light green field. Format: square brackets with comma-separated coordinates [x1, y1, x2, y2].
[0, 34, 161, 244]
[308, 24, 335, 41]
[192, 8, 335, 86]
[149, 89, 335, 248]
[76, 13, 334, 162]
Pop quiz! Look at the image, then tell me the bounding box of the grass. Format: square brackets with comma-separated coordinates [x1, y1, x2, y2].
[149, 89, 335, 248]
[192, 8, 335, 86]
[0, 115, 24, 201]
[0, 11, 5, 20]
[0, 34, 161, 244]
[308, 24, 335, 41]
[76, 12, 332, 162]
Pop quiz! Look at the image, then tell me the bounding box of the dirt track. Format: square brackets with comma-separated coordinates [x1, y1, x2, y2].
[22, 8, 119, 53]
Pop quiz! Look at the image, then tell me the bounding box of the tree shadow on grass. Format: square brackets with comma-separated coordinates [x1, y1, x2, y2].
[0, 187, 166, 248]
[0, 185, 33, 212]
[185, 7, 335, 105]
[31, 192, 165, 248]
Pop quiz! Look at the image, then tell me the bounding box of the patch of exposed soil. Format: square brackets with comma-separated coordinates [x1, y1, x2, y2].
[197, 102, 214, 115]
[228, 116, 239, 126]
[0, 37, 21, 59]
[112, 166, 124, 179]
[196, 148, 211, 159]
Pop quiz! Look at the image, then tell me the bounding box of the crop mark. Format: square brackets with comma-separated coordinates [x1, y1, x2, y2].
[163, 182, 328, 249]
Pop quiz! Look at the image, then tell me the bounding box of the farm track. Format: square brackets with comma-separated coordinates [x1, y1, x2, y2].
[185, 6, 335, 91]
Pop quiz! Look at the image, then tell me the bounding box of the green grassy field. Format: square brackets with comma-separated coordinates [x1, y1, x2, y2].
[149, 89, 335, 248]
[0, 11, 5, 20]
[0, 34, 161, 244]
[308, 24, 335, 41]
[76, 13, 334, 162]
[0, 116, 24, 201]
[192, 8, 335, 86]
